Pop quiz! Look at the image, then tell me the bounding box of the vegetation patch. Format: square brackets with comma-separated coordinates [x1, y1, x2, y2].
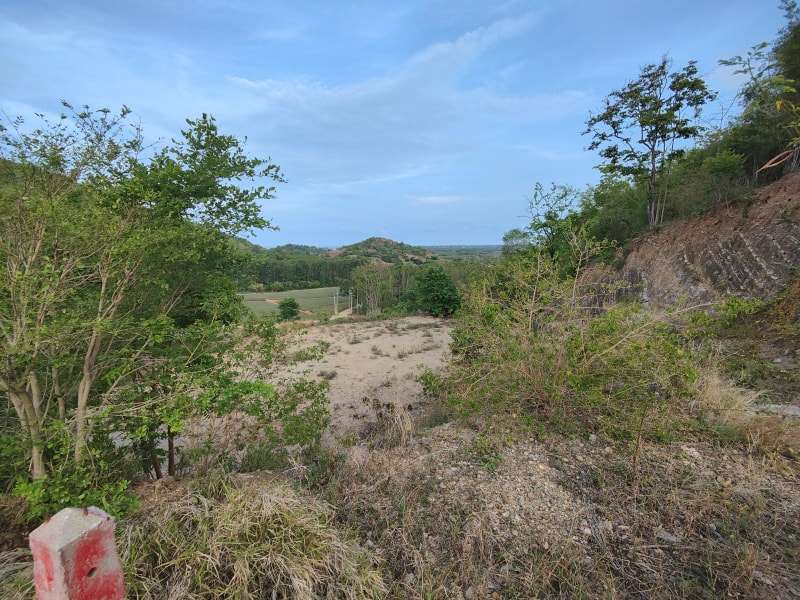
[122, 473, 386, 599]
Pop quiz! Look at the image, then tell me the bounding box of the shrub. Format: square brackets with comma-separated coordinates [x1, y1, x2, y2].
[12, 422, 139, 522]
[278, 296, 300, 320]
[415, 265, 461, 317]
[448, 239, 701, 443]
[290, 341, 330, 363]
[0, 432, 29, 493]
[14, 476, 138, 523]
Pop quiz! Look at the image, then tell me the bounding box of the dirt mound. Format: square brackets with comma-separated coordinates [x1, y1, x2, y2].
[623, 173, 800, 304]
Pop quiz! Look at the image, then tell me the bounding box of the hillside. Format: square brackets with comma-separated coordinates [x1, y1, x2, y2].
[231, 238, 329, 258]
[623, 173, 800, 304]
[331, 237, 435, 264]
[424, 244, 503, 259]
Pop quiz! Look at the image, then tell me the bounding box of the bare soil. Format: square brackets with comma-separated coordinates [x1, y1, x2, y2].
[284, 316, 452, 437]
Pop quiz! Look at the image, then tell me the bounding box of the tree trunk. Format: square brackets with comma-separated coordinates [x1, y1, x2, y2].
[30, 441, 46, 480]
[74, 374, 93, 464]
[167, 428, 176, 477]
[8, 389, 48, 479]
[151, 449, 163, 479]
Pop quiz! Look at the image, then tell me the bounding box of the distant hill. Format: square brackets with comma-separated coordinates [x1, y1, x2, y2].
[269, 244, 330, 257]
[231, 238, 328, 257]
[230, 237, 266, 255]
[424, 244, 503, 259]
[331, 237, 434, 265]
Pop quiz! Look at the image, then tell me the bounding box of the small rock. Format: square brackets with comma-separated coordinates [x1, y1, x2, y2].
[753, 571, 775, 586]
[681, 445, 701, 460]
[589, 434, 597, 442]
[655, 528, 681, 544]
[465, 586, 476, 599]
[603, 446, 612, 455]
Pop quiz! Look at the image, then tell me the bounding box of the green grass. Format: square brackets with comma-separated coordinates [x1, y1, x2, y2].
[242, 287, 348, 317]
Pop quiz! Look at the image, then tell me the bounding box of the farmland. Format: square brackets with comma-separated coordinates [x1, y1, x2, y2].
[241, 286, 349, 317]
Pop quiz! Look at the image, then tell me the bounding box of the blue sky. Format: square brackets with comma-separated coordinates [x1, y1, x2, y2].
[0, 1, 785, 247]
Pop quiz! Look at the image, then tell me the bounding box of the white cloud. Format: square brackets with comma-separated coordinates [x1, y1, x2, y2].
[225, 12, 590, 186]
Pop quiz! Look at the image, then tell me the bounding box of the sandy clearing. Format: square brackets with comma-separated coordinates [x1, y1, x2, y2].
[285, 316, 452, 437]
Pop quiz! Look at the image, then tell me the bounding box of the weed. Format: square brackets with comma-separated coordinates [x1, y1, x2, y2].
[467, 433, 503, 471]
[290, 341, 331, 362]
[360, 398, 413, 448]
[696, 362, 799, 453]
[336, 433, 359, 448]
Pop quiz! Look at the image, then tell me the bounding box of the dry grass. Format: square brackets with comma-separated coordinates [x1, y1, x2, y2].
[697, 363, 799, 454]
[320, 420, 800, 599]
[0, 549, 33, 599]
[122, 472, 386, 599]
[359, 398, 414, 448]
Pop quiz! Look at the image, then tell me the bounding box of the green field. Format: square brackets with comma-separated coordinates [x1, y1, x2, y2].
[241, 287, 349, 317]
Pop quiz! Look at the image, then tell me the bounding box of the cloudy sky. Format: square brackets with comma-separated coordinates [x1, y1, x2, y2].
[0, 1, 786, 247]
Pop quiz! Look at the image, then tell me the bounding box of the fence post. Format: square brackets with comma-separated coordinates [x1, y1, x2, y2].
[29, 506, 125, 600]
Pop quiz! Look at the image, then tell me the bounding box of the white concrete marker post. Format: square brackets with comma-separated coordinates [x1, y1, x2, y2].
[29, 506, 126, 600]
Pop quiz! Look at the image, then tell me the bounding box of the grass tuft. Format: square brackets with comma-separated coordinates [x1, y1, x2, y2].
[122, 473, 386, 599]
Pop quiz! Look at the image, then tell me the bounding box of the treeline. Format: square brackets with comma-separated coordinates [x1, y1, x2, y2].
[235, 237, 444, 292]
[350, 260, 478, 317]
[504, 3, 800, 269]
[349, 263, 459, 318]
[250, 255, 367, 291]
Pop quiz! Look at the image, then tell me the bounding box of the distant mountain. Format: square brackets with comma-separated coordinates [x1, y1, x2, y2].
[423, 244, 503, 259]
[230, 237, 270, 256]
[269, 244, 330, 257]
[233, 236, 502, 264]
[331, 237, 435, 265]
[230, 238, 329, 257]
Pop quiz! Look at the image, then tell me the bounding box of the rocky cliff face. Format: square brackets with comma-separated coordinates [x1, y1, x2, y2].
[623, 173, 800, 305]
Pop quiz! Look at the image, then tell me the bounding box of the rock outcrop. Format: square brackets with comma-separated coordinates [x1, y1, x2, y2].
[623, 173, 800, 305]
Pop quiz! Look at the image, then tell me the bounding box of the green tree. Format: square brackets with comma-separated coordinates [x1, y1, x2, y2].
[278, 297, 300, 320]
[0, 102, 284, 478]
[584, 58, 716, 227]
[416, 266, 460, 317]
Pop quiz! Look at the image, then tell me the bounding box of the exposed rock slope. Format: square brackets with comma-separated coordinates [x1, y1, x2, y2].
[624, 173, 800, 304]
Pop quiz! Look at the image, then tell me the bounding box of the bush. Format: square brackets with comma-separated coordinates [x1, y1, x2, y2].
[15, 475, 138, 523]
[278, 296, 300, 320]
[12, 423, 139, 522]
[122, 474, 386, 598]
[448, 241, 701, 442]
[415, 265, 461, 317]
[0, 432, 29, 494]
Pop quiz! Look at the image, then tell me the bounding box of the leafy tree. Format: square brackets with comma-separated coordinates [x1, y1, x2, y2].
[278, 297, 300, 320]
[415, 266, 460, 317]
[0, 102, 284, 478]
[580, 177, 648, 246]
[584, 58, 716, 227]
[352, 263, 395, 317]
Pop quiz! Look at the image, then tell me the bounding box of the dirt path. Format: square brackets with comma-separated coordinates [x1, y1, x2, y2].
[285, 316, 452, 437]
